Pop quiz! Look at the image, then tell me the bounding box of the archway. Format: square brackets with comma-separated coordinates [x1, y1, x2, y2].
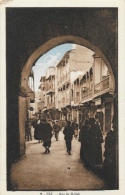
[19, 36, 116, 153]
[18, 36, 118, 189]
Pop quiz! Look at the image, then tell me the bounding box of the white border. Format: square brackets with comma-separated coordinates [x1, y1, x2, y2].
[0, 0, 125, 194]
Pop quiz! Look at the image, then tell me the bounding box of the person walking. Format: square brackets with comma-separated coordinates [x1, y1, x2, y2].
[88, 118, 103, 166]
[25, 120, 32, 141]
[30, 118, 37, 140]
[72, 119, 79, 139]
[53, 120, 61, 141]
[42, 119, 53, 154]
[63, 121, 74, 155]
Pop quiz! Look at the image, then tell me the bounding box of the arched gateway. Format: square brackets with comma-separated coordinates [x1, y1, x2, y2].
[20, 35, 116, 152]
[7, 8, 118, 189]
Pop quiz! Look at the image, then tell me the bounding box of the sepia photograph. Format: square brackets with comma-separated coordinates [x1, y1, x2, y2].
[0, 0, 125, 194]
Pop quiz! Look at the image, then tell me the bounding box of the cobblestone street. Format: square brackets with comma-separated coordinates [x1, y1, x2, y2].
[10, 131, 107, 191]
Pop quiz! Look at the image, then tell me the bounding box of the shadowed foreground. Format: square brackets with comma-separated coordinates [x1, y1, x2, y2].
[10, 131, 107, 190]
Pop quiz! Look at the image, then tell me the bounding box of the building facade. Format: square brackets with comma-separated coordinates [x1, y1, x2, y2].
[56, 45, 94, 121]
[71, 54, 114, 133]
[38, 45, 114, 134]
[39, 67, 60, 120]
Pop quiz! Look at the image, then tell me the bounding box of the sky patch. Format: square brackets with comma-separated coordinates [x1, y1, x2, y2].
[33, 43, 74, 91]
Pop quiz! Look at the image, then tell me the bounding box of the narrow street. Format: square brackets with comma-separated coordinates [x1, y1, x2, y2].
[10, 130, 106, 191]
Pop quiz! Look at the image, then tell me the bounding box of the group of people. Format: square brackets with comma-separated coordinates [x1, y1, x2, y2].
[25, 118, 103, 162]
[30, 119, 62, 154]
[34, 119, 53, 154]
[63, 118, 103, 159]
[25, 118, 79, 155]
[25, 116, 116, 186]
[25, 117, 116, 188]
[79, 118, 103, 166]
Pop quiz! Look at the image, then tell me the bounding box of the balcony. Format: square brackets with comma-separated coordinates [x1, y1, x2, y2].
[74, 95, 80, 105]
[46, 84, 55, 94]
[58, 98, 65, 108]
[47, 102, 55, 109]
[81, 76, 112, 103]
[62, 97, 65, 107]
[58, 73, 70, 86]
[94, 76, 113, 97]
[94, 83, 101, 94]
[81, 90, 92, 103]
[58, 96, 71, 108]
[65, 98, 70, 106]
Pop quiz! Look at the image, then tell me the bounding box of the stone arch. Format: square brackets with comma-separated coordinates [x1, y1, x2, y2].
[17, 35, 118, 190]
[20, 35, 115, 95]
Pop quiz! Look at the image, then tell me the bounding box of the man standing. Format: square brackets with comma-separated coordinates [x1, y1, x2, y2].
[63, 121, 74, 155]
[53, 120, 61, 141]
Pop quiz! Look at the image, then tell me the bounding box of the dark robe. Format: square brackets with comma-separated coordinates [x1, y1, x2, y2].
[42, 122, 52, 147]
[63, 125, 74, 141]
[103, 130, 116, 188]
[80, 124, 90, 163]
[34, 122, 44, 140]
[63, 125, 74, 152]
[103, 130, 116, 173]
[32, 119, 37, 128]
[88, 123, 103, 165]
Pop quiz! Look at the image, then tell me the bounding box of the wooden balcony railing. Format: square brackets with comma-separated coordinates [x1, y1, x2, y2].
[58, 97, 70, 108]
[82, 90, 92, 101]
[94, 76, 110, 94]
[47, 102, 55, 108]
[74, 96, 80, 104]
[58, 73, 70, 86]
[58, 76, 112, 108]
[65, 98, 70, 106]
[94, 83, 101, 94]
[102, 76, 109, 90]
[46, 84, 55, 91]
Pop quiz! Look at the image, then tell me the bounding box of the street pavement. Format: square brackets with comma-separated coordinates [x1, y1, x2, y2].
[10, 130, 107, 191]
